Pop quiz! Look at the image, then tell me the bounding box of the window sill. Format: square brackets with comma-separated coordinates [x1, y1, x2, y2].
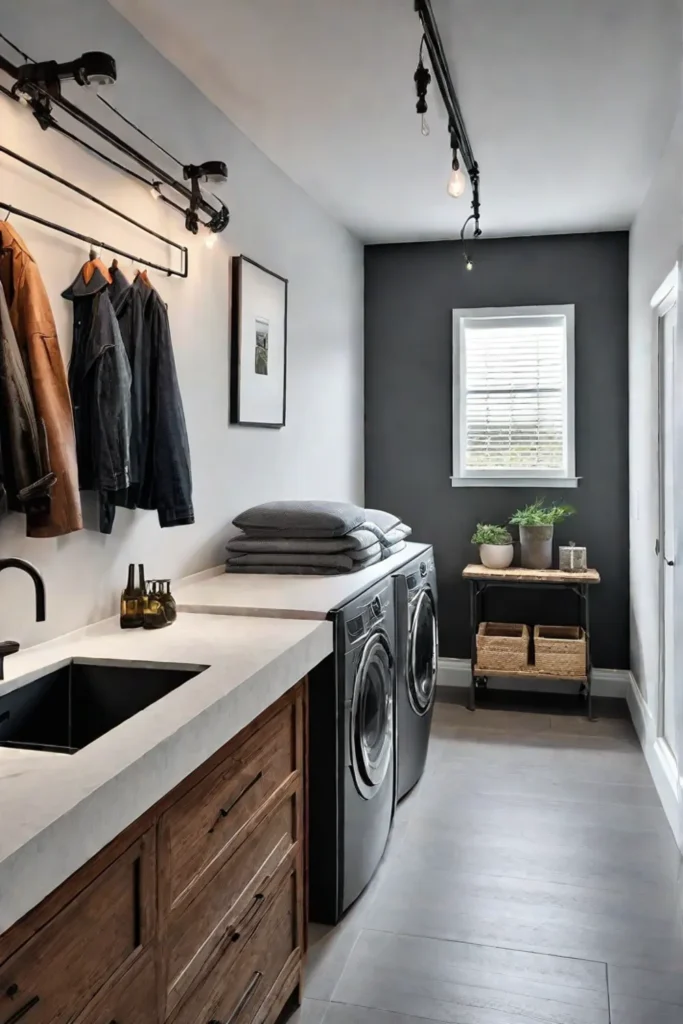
[450, 476, 581, 489]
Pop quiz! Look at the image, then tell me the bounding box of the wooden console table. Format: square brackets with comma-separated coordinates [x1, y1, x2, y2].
[462, 564, 601, 719]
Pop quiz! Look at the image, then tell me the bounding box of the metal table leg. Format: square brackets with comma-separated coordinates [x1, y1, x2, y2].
[583, 583, 595, 721]
[468, 581, 477, 711]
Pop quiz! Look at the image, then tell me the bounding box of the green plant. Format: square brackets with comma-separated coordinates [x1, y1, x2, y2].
[471, 523, 513, 546]
[509, 499, 576, 527]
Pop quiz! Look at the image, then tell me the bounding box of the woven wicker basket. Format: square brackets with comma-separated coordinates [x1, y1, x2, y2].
[534, 625, 586, 677]
[476, 622, 529, 672]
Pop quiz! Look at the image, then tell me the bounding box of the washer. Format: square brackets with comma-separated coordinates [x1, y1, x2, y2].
[308, 577, 396, 924]
[393, 546, 438, 801]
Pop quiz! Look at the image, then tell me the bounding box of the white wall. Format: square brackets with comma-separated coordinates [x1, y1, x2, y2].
[0, 0, 364, 647]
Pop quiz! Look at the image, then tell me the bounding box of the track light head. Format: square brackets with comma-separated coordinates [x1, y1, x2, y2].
[15, 52, 117, 94]
[183, 161, 228, 184]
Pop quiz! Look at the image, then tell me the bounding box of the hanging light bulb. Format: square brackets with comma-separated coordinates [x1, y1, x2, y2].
[447, 152, 467, 198]
[150, 182, 161, 201]
[420, 112, 430, 137]
[465, 257, 474, 271]
[205, 227, 218, 249]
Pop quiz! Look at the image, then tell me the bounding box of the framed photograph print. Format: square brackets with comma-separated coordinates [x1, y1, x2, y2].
[230, 255, 288, 427]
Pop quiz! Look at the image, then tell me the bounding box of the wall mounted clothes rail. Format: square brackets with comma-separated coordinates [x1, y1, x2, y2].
[0, 36, 229, 237]
[0, 204, 189, 279]
[0, 143, 189, 277]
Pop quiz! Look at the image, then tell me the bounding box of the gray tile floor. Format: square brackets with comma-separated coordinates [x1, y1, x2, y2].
[298, 701, 683, 1024]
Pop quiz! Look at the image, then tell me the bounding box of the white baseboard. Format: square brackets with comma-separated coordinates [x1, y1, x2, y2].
[626, 676, 682, 851]
[437, 657, 630, 698]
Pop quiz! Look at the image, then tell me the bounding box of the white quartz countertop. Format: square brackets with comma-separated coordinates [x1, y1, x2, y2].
[176, 542, 430, 619]
[0, 612, 332, 933]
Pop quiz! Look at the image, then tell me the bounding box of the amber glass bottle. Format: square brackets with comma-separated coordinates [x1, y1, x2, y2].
[120, 563, 144, 628]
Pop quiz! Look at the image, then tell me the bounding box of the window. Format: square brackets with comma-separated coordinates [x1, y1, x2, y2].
[452, 304, 577, 487]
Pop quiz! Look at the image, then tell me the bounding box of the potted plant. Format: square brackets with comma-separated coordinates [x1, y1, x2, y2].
[509, 499, 575, 570]
[471, 523, 514, 569]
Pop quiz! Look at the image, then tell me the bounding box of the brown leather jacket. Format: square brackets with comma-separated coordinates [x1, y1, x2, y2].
[0, 222, 83, 536]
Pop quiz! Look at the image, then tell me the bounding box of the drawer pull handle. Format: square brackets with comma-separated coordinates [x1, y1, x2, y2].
[209, 971, 263, 1024]
[3, 995, 39, 1024]
[208, 771, 263, 834]
[231, 892, 265, 942]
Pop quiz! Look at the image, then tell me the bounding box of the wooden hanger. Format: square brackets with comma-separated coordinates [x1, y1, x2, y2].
[134, 267, 151, 288]
[82, 247, 112, 286]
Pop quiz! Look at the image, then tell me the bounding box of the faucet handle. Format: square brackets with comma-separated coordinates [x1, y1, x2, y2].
[0, 641, 20, 682]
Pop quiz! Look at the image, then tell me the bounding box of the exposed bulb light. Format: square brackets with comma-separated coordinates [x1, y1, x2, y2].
[205, 228, 218, 250]
[447, 159, 467, 199]
[465, 258, 474, 271]
[150, 182, 161, 201]
[420, 113, 430, 137]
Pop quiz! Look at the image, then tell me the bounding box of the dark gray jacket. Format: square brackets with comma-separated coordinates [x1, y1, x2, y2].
[103, 276, 193, 530]
[0, 284, 55, 521]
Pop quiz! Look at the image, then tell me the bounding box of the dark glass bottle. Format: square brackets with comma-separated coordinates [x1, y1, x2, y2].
[120, 563, 143, 628]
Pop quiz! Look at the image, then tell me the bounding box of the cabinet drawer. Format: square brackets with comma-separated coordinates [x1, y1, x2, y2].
[165, 796, 297, 1015]
[171, 871, 300, 1024]
[0, 836, 151, 1024]
[73, 951, 157, 1024]
[162, 703, 297, 907]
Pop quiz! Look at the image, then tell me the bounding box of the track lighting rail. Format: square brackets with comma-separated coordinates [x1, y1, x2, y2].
[414, 0, 481, 235]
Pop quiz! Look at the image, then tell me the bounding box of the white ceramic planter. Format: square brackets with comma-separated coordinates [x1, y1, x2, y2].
[479, 543, 514, 569]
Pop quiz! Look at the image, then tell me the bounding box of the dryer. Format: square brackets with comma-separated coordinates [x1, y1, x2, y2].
[394, 546, 438, 800]
[308, 577, 396, 924]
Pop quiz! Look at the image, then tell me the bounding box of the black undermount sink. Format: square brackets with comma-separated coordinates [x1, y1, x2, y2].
[0, 660, 207, 755]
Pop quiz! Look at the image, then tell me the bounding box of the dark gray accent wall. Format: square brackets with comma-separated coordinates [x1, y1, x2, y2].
[365, 232, 629, 669]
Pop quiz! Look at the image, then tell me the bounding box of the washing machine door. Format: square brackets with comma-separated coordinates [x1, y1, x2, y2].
[408, 588, 438, 715]
[351, 631, 394, 800]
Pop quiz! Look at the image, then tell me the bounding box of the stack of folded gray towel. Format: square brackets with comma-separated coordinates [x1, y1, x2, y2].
[226, 501, 412, 575]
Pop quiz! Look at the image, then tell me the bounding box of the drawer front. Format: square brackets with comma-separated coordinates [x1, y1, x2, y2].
[0, 840, 148, 1024]
[165, 796, 297, 1015]
[172, 872, 299, 1024]
[162, 703, 296, 907]
[73, 951, 157, 1024]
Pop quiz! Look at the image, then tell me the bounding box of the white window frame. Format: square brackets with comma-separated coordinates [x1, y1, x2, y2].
[451, 303, 578, 488]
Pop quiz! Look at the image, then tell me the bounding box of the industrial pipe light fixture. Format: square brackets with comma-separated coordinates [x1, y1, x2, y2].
[183, 161, 229, 235]
[14, 51, 116, 98]
[413, 0, 482, 245]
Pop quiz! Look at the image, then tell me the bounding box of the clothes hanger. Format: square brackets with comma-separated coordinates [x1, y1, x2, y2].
[134, 266, 151, 288]
[82, 245, 113, 286]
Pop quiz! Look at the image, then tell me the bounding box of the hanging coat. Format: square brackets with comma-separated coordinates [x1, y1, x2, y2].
[0, 222, 82, 536]
[62, 266, 132, 532]
[103, 275, 193, 530]
[0, 285, 56, 522]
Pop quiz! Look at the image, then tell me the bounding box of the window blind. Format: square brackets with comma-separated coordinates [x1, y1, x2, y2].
[463, 316, 567, 472]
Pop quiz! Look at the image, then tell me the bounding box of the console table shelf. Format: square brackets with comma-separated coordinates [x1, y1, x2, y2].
[463, 563, 601, 719]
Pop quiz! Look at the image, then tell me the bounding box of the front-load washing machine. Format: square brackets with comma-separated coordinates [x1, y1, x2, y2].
[393, 546, 438, 800]
[308, 576, 396, 924]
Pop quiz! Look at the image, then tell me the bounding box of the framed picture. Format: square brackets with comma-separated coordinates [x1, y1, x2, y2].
[230, 255, 288, 427]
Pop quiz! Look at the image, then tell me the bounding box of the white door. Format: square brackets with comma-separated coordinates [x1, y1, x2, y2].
[658, 299, 678, 759]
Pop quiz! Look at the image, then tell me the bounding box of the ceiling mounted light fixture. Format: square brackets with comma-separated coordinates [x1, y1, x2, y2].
[183, 162, 229, 234]
[13, 51, 116, 99]
[414, 0, 482, 235]
[414, 38, 431, 137]
[447, 150, 466, 198]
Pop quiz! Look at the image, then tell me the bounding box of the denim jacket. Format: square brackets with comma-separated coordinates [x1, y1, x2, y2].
[63, 267, 132, 509]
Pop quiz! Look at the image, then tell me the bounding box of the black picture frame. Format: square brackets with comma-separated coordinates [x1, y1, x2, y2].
[230, 254, 288, 428]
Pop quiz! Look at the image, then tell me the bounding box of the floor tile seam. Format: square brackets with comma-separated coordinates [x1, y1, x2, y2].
[327, 990, 608, 1024]
[352, 927, 610, 993]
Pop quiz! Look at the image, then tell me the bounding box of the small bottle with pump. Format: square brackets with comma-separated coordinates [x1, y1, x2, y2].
[120, 563, 144, 628]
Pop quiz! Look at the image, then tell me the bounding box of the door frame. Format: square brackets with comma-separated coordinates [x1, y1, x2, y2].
[652, 265, 679, 756]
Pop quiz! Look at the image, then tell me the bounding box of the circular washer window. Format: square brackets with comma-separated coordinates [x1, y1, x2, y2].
[408, 589, 437, 716]
[351, 632, 394, 800]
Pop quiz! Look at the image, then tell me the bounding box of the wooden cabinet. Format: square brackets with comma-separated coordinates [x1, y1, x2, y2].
[0, 683, 305, 1024]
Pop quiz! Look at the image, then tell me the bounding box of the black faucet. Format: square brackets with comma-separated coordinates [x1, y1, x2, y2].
[0, 558, 46, 680]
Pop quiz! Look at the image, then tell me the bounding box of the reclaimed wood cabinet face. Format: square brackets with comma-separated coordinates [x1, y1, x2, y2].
[0, 682, 305, 1024]
[0, 833, 154, 1024]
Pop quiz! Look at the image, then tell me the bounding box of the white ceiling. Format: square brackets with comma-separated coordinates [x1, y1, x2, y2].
[109, 0, 682, 242]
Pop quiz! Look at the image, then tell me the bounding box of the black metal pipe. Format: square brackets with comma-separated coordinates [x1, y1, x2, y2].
[0, 143, 188, 258]
[0, 203, 188, 278]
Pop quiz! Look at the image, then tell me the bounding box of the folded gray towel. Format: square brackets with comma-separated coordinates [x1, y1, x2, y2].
[381, 523, 412, 546]
[233, 500, 365, 538]
[384, 539, 407, 558]
[365, 508, 403, 533]
[227, 545, 381, 572]
[226, 528, 380, 556]
[225, 561, 381, 576]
